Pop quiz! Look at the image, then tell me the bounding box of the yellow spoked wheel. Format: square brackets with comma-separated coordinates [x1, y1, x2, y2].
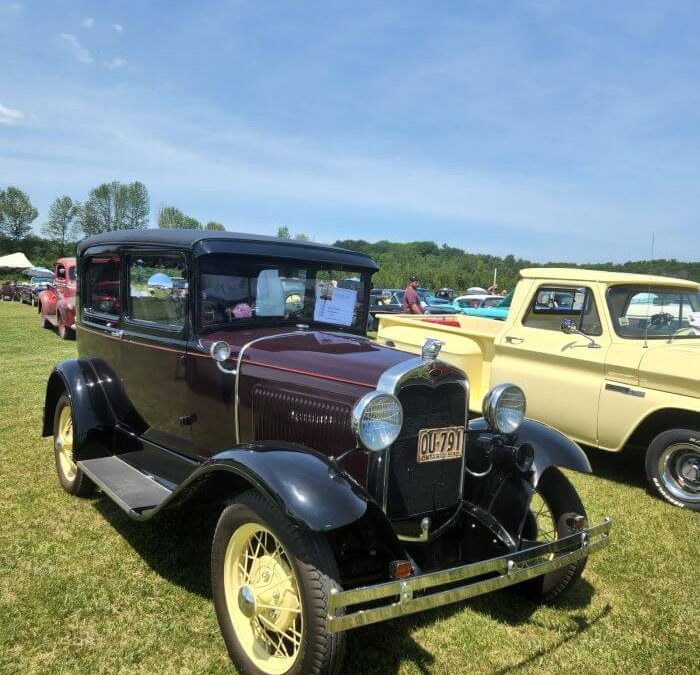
[224, 524, 303, 674]
[56, 403, 77, 482]
[53, 394, 94, 497]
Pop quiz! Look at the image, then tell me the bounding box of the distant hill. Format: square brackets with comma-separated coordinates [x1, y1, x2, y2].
[334, 239, 700, 291]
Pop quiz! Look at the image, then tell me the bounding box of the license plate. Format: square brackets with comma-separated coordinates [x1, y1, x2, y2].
[416, 426, 465, 463]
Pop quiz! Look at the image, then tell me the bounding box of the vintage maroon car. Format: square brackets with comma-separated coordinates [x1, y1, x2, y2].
[37, 257, 78, 339]
[42, 230, 611, 675]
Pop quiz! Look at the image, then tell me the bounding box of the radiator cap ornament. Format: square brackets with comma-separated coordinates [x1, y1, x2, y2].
[422, 337, 444, 362]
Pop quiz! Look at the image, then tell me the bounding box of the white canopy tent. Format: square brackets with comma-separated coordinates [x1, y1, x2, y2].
[0, 252, 34, 269]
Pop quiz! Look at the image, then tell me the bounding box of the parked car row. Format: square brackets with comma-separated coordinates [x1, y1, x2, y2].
[41, 229, 612, 675]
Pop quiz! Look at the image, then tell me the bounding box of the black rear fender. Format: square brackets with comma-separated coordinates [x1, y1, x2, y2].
[42, 359, 114, 459]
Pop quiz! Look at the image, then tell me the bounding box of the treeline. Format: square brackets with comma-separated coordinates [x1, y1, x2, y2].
[333, 240, 700, 291]
[0, 182, 227, 260]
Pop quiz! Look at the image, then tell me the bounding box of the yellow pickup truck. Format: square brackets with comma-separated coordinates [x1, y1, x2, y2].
[377, 268, 700, 510]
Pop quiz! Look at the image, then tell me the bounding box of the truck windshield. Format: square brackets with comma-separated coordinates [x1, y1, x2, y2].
[198, 254, 368, 332]
[607, 285, 700, 339]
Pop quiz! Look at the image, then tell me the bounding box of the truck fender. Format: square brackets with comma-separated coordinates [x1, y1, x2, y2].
[468, 417, 591, 484]
[37, 287, 57, 315]
[42, 359, 114, 459]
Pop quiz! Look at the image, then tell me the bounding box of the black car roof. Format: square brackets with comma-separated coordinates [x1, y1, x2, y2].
[77, 229, 378, 270]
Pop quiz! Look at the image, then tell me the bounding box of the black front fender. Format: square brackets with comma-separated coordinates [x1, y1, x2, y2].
[468, 417, 591, 484]
[163, 443, 373, 533]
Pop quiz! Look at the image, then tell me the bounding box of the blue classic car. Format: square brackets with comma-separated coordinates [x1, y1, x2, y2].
[453, 291, 513, 320]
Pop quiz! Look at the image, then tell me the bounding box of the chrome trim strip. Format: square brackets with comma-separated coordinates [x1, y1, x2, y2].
[233, 332, 307, 444]
[605, 383, 646, 398]
[326, 517, 612, 633]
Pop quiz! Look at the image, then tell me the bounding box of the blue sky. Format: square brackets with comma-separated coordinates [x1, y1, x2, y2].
[0, 1, 698, 262]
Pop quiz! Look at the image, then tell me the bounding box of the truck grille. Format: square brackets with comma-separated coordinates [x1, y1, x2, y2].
[386, 383, 466, 520]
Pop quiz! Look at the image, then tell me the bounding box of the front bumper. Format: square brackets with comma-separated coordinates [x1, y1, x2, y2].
[327, 517, 612, 633]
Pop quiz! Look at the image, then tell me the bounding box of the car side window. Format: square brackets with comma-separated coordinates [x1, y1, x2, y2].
[83, 256, 122, 318]
[523, 285, 602, 335]
[128, 254, 188, 328]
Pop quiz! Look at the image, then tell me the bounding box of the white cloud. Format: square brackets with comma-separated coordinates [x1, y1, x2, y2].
[112, 23, 123, 32]
[105, 57, 127, 70]
[81, 17, 94, 28]
[59, 33, 92, 63]
[0, 102, 24, 125]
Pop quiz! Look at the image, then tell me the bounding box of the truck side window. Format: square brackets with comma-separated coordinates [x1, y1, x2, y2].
[128, 254, 188, 328]
[524, 285, 602, 335]
[83, 256, 121, 318]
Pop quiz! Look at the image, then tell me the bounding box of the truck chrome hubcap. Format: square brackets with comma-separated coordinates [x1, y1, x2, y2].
[659, 444, 700, 503]
[224, 524, 303, 674]
[56, 405, 77, 482]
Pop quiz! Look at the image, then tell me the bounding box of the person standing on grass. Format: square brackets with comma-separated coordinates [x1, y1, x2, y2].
[403, 275, 423, 314]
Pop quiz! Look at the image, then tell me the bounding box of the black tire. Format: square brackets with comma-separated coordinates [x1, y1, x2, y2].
[39, 305, 51, 329]
[57, 314, 74, 340]
[211, 489, 345, 675]
[53, 394, 95, 497]
[517, 467, 588, 603]
[645, 428, 700, 510]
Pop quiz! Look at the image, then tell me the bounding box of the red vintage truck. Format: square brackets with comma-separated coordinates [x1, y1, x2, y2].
[37, 257, 77, 339]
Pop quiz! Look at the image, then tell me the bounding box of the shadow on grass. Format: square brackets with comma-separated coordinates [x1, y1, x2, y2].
[92, 497, 600, 675]
[581, 444, 647, 490]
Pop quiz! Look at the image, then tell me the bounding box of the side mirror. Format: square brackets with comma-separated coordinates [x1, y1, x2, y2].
[147, 273, 173, 299]
[210, 340, 237, 375]
[561, 319, 578, 335]
[560, 319, 601, 348]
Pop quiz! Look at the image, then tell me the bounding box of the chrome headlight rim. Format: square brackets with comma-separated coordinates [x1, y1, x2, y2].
[483, 383, 526, 435]
[352, 391, 403, 452]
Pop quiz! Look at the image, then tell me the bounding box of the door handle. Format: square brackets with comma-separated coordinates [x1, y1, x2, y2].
[505, 336, 524, 344]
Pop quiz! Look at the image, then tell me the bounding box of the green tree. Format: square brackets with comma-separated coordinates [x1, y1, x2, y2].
[42, 196, 80, 254]
[205, 221, 226, 231]
[0, 186, 38, 241]
[157, 205, 202, 230]
[276, 226, 290, 239]
[294, 232, 310, 241]
[80, 181, 150, 235]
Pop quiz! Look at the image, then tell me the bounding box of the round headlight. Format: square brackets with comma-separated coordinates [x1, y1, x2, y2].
[352, 392, 403, 452]
[483, 383, 526, 434]
[210, 340, 231, 363]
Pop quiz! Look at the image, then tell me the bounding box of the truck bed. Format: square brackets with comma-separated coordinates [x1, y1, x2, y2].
[375, 313, 502, 412]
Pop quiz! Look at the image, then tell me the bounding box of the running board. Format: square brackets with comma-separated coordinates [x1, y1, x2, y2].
[78, 456, 173, 517]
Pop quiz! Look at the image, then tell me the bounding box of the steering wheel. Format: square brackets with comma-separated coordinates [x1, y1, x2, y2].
[649, 312, 674, 329]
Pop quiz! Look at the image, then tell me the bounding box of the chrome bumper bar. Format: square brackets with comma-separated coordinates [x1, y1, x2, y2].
[327, 517, 612, 633]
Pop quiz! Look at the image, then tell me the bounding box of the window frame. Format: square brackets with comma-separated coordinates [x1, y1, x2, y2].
[123, 249, 190, 335]
[522, 284, 603, 336]
[81, 253, 123, 325]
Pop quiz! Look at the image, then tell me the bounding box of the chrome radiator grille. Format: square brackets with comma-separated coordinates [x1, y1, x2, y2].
[386, 383, 466, 520]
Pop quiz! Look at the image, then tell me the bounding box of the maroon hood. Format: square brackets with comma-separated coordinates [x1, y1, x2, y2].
[202, 327, 412, 389]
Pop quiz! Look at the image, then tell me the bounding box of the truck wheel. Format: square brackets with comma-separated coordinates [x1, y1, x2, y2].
[39, 305, 51, 329]
[53, 394, 94, 497]
[211, 490, 345, 675]
[645, 429, 700, 510]
[57, 314, 74, 340]
[517, 467, 588, 603]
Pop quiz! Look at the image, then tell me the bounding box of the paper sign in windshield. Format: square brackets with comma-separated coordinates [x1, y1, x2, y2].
[314, 283, 356, 326]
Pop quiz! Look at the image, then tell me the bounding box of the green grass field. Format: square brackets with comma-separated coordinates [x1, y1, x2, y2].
[0, 300, 697, 674]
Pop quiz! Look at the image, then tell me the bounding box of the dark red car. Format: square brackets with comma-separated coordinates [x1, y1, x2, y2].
[37, 258, 78, 339]
[42, 230, 611, 675]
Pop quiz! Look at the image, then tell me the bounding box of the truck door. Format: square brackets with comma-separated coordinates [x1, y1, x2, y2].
[492, 284, 610, 447]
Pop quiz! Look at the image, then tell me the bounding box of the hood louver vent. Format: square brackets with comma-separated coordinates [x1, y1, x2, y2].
[252, 385, 354, 455]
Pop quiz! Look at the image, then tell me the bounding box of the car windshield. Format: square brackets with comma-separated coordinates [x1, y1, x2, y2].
[607, 285, 700, 339]
[199, 254, 369, 332]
